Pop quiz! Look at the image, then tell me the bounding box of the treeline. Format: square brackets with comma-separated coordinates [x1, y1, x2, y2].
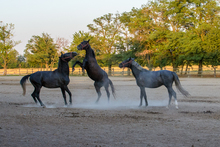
[1, 0, 220, 75]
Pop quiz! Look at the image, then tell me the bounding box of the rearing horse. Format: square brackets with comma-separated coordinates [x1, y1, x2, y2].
[72, 40, 115, 103]
[119, 57, 190, 109]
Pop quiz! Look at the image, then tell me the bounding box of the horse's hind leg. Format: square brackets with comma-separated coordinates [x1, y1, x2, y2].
[104, 84, 110, 102]
[64, 86, 72, 105]
[94, 82, 102, 103]
[167, 87, 178, 109]
[31, 89, 38, 104]
[33, 87, 45, 107]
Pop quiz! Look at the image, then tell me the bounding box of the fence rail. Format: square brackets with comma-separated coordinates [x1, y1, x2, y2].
[1, 66, 220, 77]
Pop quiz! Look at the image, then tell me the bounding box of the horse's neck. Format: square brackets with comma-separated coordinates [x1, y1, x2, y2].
[130, 61, 145, 78]
[58, 60, 69, 75]
[85, 47, 96, 58]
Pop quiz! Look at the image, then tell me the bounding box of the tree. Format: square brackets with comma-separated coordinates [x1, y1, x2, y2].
[17, 54, 26, 68]
[87, 13, 122, 75]
[56, 37, 69, 52]
[7, 49, 19, 68]
[69, 31, 92, 67]
[25, 33, 58, 70]
[0, 22, 20, 75]
[183, 0, 220, 75]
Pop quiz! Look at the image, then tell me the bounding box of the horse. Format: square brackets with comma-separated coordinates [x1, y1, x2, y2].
[72, 40, 115, 103]
[20, 52, 78, 107]
[119, 57, 190, 109]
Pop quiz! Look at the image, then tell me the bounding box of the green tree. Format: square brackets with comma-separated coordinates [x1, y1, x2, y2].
[17, 54, 26, 68]
[25, 33, 58, 70]
[0, 22, 20, 75]
[7, 49, 19, 68]
[69, 31, 92, 67]
[183, 0, 220, 74]
[87, 13, 122, 75]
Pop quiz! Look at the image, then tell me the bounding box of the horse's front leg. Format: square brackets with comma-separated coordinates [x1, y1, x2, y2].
[72, 61, 83, 72]
[82, 58, 87, 71]
[60, 87, 67, 106]
[65, 86, 72, 105]
[140, 87, 148, 107]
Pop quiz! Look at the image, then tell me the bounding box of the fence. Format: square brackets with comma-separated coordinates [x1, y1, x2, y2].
[1, 66, 220, 77]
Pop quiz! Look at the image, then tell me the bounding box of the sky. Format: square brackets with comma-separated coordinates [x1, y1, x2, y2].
[1, 0, 149, 55]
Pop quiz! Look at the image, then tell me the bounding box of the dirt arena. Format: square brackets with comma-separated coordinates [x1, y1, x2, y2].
[0, 76, 220, 147]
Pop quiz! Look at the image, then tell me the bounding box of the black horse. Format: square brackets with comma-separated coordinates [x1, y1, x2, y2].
[72, 40, 115, 103]
[119, 58, 189, 109]
[20, 52, 78, 107]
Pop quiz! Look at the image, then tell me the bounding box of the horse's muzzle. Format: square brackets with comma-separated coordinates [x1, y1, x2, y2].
[72, 52, 78, 58]
[119, 63, 123, 68]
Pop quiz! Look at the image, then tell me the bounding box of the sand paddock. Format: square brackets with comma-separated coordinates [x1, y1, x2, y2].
[0, 76, 220, 147]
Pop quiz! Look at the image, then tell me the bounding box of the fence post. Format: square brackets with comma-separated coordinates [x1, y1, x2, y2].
[112, 68, 114, 76]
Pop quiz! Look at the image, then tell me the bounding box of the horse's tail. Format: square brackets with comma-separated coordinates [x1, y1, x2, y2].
[20, 75, 31, 96]
[173, 72, 190, 97]
[109, 79, 116, 99]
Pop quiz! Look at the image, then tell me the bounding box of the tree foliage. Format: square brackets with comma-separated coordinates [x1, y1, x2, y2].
[0, 22, 20, 75]
[24, 33, 58, 70]
[16, 0, 220, 74]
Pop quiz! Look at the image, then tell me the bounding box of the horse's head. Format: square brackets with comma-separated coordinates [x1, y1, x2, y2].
[77, 39, 90, 50]
[60, 52, 78, 62]
[119, 57, 134, 69]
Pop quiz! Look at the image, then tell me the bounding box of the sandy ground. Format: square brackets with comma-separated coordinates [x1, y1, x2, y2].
[0, 76, 220, 147]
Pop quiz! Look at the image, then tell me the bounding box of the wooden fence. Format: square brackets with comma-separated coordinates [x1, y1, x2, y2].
[1, 66, 220, 77]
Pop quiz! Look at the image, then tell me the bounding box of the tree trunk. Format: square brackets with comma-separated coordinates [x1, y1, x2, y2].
[184, 61, 189, 75]
[45, 61, 49, 71]
[172, 64, 178, 72]
[108, 65, 112, 76]
[127, 68, 130, 76]
[180, 64, 184, 75]
[3, 58, 7, 76]
[198, 59, 203, 77]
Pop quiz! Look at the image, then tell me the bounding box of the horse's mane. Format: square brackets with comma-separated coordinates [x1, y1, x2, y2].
[132, 60, 144, 71]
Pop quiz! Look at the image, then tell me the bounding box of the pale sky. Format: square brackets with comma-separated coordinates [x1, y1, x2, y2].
[1, 0, 149, 55]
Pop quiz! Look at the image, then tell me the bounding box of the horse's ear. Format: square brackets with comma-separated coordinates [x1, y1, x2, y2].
[61, 51, 63, 55]
[88, 39, 90, 43]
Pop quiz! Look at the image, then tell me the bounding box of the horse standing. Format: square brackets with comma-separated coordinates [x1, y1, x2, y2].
[20, 52, 78, 107]
[72, 40, 115, 103]
[119, 58, 189, 109]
